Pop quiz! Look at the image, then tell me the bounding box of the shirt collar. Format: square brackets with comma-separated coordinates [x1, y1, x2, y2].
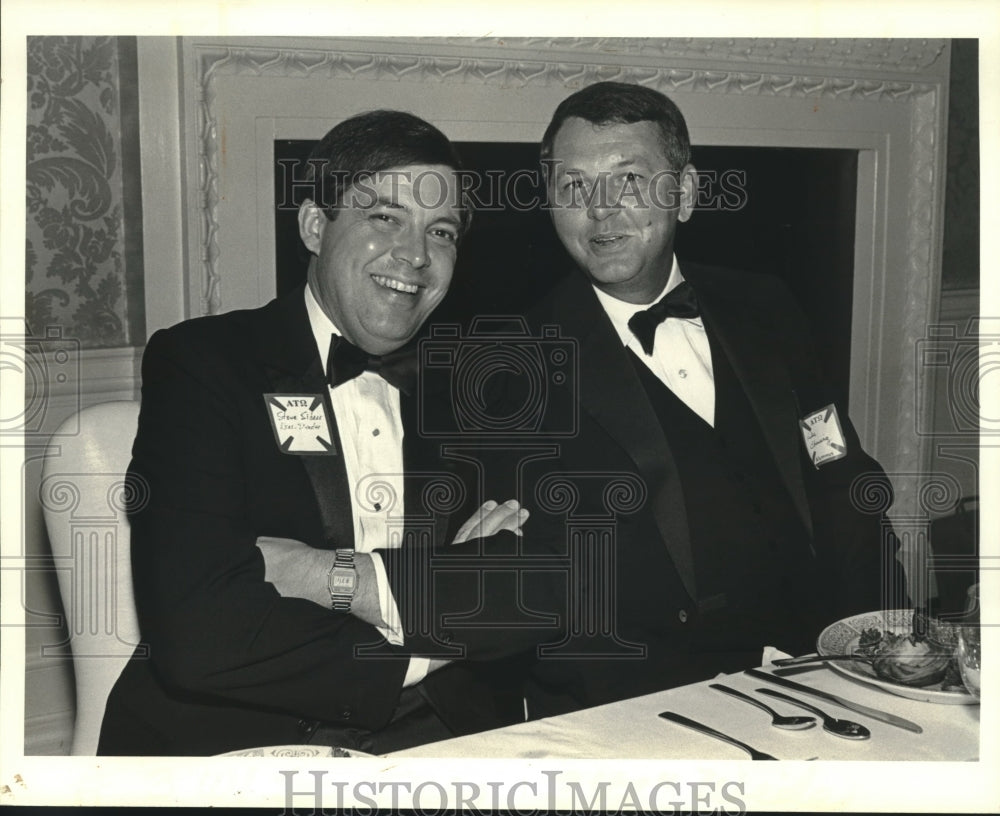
[592, 256, 687, 347]
[304, 282, 342, 371]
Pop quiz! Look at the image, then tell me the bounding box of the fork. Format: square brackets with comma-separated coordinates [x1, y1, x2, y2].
[658, 711, 778, 760]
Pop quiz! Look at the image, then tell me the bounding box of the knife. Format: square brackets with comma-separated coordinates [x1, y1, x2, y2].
[744, 668, 923, 734]
[659, 711, 778, 760]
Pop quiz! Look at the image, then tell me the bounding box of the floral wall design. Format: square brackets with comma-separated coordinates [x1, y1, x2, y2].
[26, 36, 142, 348]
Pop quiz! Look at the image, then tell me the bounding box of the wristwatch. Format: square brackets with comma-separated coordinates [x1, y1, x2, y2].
[328, 549, 356, 611]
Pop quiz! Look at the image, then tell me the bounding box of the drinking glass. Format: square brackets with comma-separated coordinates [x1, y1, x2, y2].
[956, 583, 981, 698]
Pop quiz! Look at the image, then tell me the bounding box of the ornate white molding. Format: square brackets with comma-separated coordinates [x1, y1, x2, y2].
[189, 39, 940, 317]
[442, 37, 949, 73]
[191, 43, 941, 98]
[894, 86, 943, 515]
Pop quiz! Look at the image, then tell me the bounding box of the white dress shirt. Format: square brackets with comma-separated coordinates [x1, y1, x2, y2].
[593, 257, 716, 427]
[305, 285, 429, 687]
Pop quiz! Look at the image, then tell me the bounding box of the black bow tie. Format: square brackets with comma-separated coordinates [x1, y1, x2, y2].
[326, 334, 417, 395]
[626, 281, 701, 356]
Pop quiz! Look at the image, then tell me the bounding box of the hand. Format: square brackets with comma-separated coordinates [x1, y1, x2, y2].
[451, 499, 529, 545]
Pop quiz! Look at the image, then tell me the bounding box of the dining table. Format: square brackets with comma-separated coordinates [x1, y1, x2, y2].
[389, 660, 980, 761]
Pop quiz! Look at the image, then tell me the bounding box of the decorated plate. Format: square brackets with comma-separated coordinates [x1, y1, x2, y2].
[217, 744, 377, 757]
[817, 609, 977, 705]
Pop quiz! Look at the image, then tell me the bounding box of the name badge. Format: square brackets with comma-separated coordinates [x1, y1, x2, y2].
[799, 404, 847, 467]
[264, 394, 337, 455]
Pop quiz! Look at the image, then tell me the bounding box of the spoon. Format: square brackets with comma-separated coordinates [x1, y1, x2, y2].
[709, 683, 817, 730]
[755, 688, 871, 740]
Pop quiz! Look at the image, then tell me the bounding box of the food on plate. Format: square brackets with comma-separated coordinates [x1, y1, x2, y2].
[852, 612, 958, 687]
[867, 630, 952, 686]
[939, 659, 968, 693]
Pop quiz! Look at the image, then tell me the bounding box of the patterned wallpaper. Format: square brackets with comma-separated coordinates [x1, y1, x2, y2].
[26, 36, 142, 348]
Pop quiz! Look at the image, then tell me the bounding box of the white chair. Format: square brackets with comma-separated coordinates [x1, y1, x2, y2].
[40, 401, 142, 755]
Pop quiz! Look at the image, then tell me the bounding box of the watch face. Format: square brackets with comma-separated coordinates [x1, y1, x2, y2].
[331, 571, 356, 591]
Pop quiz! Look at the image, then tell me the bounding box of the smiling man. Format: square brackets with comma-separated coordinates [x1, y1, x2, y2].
[506, 81, 908, 717]
[98, 111, 526, 756]
[546, 114, 696, 305]
[300, 157, 461, 355]
[251, 91, 907, 728]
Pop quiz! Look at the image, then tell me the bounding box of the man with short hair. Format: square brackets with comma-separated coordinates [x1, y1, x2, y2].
[510, 81, 905, 716]
[98, 110, 526, 756]
[235, 86, 906, 729]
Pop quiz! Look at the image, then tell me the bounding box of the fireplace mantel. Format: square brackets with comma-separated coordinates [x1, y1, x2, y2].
[136, 36, 953, 522]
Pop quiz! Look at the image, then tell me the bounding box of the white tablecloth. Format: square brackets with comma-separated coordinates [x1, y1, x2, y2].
[392, 665, 980, 760]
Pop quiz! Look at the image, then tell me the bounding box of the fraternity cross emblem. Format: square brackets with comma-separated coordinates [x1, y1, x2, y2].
[264, 393, 337, 455]
[799, 404, 847, 467]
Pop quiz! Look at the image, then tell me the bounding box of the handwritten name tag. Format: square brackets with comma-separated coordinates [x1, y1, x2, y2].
[799, 404, 847, 467]
[264, 394, 336, 455]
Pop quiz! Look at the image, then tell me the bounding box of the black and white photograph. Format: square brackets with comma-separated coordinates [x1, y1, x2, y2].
[1, 1, 997, 812]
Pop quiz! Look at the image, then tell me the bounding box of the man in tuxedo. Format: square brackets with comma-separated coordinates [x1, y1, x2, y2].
[501, 81, 907, 717]
[98, 110, 529, 756]
[224, 87, 907, 729]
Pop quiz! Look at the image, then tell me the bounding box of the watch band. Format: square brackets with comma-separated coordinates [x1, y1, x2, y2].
[328, 548, 356, 612]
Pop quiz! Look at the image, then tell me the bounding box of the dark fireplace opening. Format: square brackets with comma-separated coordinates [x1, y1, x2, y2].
[275, 141, 857, 404]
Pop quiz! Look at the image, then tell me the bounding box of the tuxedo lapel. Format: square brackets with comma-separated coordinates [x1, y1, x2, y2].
[548, 275, 698, 601]
[255, 286, 356, 550]
[684, 265, 813, 538]
[399, 393, 424, 528]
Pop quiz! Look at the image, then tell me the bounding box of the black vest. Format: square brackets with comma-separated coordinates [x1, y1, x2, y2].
[627, 329, 825, 657]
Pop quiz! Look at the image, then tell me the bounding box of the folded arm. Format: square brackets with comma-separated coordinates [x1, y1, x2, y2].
[256, 498, 531, 628]
[128, 327, 408, 729]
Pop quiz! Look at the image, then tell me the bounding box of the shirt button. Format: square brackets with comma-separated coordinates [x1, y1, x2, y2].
[678, 369, 688, 378]
[297, 719, 310, 730]
[677, 609, 689, 623]
[372, 428, 380, 437]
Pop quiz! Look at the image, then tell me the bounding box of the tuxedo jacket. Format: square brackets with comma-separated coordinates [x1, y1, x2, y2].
[98, 285, 523, 756]
[478, 263, 906, 716]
